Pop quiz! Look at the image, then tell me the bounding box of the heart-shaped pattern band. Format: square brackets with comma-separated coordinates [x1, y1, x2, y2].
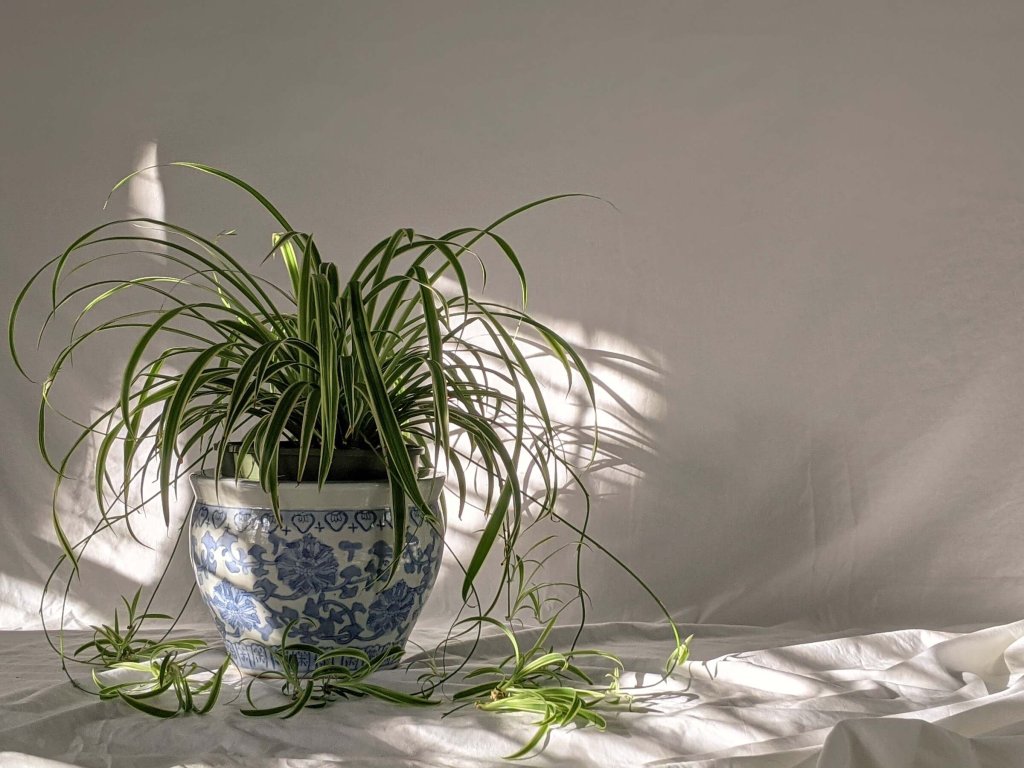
[291, 512, 315, 534]
[325, 510, 349, 531]
[234, 510, 255, 531]
[354, 510, 377, 532]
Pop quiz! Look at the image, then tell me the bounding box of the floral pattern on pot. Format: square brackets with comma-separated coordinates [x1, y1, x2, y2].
[276, 535, 340, 595]
[190, 495, 443, 675]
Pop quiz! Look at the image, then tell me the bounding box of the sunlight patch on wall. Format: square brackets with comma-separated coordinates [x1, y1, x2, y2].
[421, 276, 667, 622]
[127, 140, 166, 247]
[528, 312, 667, 493]
[51, 398, 194, 587]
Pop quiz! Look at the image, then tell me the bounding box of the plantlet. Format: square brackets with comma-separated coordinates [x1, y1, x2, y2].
[78, 589, 231, 717]
[451, 617, 631, 759]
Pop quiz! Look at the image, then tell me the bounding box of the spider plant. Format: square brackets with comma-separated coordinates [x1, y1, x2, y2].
[9, 162, 595, 597]
[10, 164, 691, 755]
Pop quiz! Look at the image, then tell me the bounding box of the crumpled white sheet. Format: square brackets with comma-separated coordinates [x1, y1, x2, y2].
[3, 621, 1024, 767]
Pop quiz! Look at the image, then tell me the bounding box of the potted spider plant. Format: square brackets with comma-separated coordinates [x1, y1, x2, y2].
[9, 163, 601, 676]
[10, 165, 690, 756]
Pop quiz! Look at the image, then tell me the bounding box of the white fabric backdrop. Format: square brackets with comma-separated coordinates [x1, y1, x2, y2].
[4, 1, 1024, 764]
[4, 0, 1024, 635]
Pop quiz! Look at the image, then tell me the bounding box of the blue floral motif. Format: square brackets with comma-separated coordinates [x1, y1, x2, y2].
[276, 534, 339, 594]
[403, 531, 438, 577]
[223, 542, 260, 574]
[195, 532, 218, 574]
[366, 582, 416, 636]
[325, 603, 366, 642]
[338, 564, 365, 599]
[252, 575, 282, 601]
[278, 606, 321, 645]
[365, 540, 394, 583]
[248, 543, 270, 578]
[209, 582, 263, 636]
[338, 540, 363, 562]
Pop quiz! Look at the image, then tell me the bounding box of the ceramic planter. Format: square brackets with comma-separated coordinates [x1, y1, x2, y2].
[189, 473, 445, 675]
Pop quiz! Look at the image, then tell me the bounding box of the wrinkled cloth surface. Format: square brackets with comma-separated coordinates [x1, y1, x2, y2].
[4, 621, 1024, 767]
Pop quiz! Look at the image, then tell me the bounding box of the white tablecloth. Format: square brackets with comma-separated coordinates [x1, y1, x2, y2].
[4, 621, 1024, 767]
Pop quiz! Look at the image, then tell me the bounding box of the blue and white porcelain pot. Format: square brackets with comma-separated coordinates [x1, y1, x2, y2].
[189, 472, 445, 675]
